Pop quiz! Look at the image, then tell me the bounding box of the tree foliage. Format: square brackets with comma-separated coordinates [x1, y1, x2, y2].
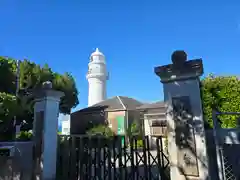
[201, 75, 240, 128]
[0, 56, 79, 131]
[17, 60, 79, 114]
[127, 122, 140, 136]
[0, 57, 16, 94]
[0, 93, 18, 123]
[0, 92, 18, 140]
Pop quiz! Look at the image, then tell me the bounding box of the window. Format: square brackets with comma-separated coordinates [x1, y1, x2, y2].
[63, 128, 69, 132]
[88, 68, 92, 74]
[151, 120, 166, 127]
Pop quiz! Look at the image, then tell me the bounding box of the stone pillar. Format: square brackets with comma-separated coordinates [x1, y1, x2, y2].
[154, 51, 209, 180]
[33, 81, 64, 180]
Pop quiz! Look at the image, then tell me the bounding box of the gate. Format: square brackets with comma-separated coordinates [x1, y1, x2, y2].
[57, 135, 170, 180]
[212, 111, 240, 180]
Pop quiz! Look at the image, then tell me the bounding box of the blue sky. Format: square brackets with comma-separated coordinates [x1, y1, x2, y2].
[1, 1, 240, 112]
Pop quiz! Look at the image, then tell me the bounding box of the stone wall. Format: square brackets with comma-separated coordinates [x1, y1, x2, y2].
[0, 141, 33, 180]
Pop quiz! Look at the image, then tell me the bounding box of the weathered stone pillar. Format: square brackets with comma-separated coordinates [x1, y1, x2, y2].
[33, 81, 64, 180]
[154, 51, 209, 180]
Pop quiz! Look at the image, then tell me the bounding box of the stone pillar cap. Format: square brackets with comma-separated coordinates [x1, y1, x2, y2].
[154, 50, 203, 83]
[34, 81, 65, 99]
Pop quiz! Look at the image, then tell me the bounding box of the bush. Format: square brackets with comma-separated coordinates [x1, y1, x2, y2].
[201, 75, 240, 128]
[128, 139, 143, 149]
[16, 130, 33, 141]
[127, 121, 142, 137]
[87, 125, 114, 137]
[136, 139, 143, 148]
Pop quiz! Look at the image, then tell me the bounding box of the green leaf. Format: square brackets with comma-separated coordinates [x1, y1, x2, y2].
[0, 56, 79, 132]
[201, 75, 240, 128]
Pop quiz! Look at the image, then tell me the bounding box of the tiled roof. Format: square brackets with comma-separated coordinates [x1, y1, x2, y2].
[136, 101, 165, 110]
[71, 98, 166, 115]
[91, 96, 143, 111]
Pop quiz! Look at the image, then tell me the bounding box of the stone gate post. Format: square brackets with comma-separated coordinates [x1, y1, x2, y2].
[154, 51, 209, 180]
[33, 81, 64, 180]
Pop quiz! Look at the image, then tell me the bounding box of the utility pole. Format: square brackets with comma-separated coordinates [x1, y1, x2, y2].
[16, 60, 21, 98]
[14, 60, 21, 134]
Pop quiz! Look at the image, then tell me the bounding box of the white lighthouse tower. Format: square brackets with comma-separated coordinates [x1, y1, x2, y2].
[86, 48, 109, 107]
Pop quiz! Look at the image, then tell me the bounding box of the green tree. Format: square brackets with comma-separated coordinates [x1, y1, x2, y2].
[0, 57, 16, 94]
[17, 60, 79, 114]
[0, 92, 18, 140]
[201, 75, 240, 128]
[0, 93, 18, 123]
[0, 57, 79, 133]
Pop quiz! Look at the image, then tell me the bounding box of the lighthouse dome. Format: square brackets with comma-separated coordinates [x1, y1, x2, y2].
[90, 48, 104, 57]
[90, 48, 105, 63]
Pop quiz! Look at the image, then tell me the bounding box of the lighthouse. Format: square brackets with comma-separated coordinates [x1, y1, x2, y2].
[86, 48, 109, 107]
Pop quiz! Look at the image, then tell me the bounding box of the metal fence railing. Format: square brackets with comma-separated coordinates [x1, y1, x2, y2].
[212, 111, 240, 180]
[56, 135, 170, 180]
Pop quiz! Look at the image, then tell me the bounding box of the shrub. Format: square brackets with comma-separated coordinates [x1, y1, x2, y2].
[127, 121, 142, 137]
[201, 75, 240, 128]
[87, 124, 114, 137]
[16, 130, 32, 141]
[128, 139, 143, 149]
[136, 139, 143, 148]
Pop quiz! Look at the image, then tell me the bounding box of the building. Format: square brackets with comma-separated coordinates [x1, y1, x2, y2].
[71, 105, 107, 134]
[71, 48, 167, 139]
[71, 96, 143, 135]
[137, 101, 167, 149]
[86, 48, 109, 107]
[92, 96, 143, 135]
[58, 114, 71, 135]
[71, 97, 168, 141]
[137, 101, 167, 137]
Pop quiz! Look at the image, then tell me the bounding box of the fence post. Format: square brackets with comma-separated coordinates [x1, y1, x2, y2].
[212, 110, 225, 180]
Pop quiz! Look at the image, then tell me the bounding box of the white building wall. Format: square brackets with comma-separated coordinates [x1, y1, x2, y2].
[144, 117, 151, 136]
[144, 114, 167, 151]
[61, 120, 70, 135]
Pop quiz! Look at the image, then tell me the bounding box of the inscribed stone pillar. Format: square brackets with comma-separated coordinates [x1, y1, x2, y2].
[33, 81, 64, 180]
[33, 99, 45, 157]
[154, 51, 209, 180]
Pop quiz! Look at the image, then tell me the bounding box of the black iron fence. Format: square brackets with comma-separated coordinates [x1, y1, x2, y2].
[56, 135, 170, 180]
